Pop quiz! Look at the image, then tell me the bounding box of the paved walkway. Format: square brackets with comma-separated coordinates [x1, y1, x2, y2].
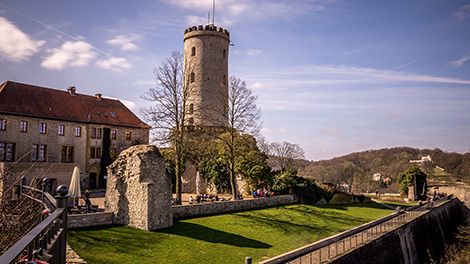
[66, 244, 87, 264]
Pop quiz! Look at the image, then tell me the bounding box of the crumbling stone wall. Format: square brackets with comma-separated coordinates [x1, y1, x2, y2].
[105, 145, 172, 230]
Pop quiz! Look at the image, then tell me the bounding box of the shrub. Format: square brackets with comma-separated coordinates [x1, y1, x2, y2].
[271, 170, 332, 205]
[329, 193, 353, 204]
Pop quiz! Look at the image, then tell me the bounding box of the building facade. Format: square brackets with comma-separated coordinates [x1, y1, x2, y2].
[0, 81, 149, 190]
[183, 24, 230, 127]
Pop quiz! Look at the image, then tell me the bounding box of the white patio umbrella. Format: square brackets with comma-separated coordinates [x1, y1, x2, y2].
[69, 166, 81, 206]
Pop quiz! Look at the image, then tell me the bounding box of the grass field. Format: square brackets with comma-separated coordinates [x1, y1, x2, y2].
[68, 202, 392, 264]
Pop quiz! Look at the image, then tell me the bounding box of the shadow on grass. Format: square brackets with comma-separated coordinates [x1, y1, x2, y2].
[236, 209, 367, 235]
[314, 201, 391, 210]
[159, 222, 272, 249]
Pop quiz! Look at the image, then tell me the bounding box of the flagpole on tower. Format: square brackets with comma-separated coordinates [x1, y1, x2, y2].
[212, 0, 215, 25]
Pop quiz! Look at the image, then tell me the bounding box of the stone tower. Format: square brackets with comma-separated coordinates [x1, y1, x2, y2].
[184, 25, 230, 127]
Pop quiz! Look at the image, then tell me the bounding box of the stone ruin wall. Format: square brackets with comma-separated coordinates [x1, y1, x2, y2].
[105, 145, 172, 230]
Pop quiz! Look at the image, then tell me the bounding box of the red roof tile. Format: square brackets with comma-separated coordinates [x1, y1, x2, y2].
[0, 81, 150, 129]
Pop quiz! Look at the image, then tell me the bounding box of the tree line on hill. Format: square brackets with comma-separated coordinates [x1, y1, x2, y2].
[298, 147, 470, 192]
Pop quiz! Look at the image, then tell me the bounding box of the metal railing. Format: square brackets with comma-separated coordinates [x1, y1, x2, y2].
[259, 196, 453, 264]
[283, 210, 424, 264]
[0, 184, 69, 264]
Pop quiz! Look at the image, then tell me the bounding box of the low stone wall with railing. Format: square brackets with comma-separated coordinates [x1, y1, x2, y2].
[173, 195, 295, 219]
[68, 212, 113, 229]
[260, 196, 468, 264]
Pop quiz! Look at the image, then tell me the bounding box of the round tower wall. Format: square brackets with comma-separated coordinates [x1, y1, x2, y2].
[184, 25, 229, 127]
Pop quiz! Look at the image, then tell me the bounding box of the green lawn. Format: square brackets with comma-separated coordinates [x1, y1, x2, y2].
[68, 202, 392, 264]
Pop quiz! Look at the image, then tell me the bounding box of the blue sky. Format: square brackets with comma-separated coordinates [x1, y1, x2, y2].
[1, 0, 469, 160]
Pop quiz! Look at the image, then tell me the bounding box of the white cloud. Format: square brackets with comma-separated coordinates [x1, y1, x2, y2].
[107, 35, 140, 51]
[454, 4, 470, 21]
[280, 65, 470, 85]
[134, 80, 155, 86]
[104, 96, 136, 110]
[96, 57, 132, 72]
[167, 0, 328, 25]
[0, 17, 44, 61]
[250, 82, 265, 89]
[41, 40, 96, 70]
[448, 53, 470, 68]
[246, 49, 263, 56]
[185, 15, 208, 26]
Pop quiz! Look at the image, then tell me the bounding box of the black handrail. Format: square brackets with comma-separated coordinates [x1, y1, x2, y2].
[0, 185, 68, 264]
[22, 185, 56, 211]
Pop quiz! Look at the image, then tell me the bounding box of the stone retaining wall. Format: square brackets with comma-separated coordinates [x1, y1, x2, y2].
[68, 212, 113, 229]
[331, 198, 468, 264]
[172, 195, 295, 219]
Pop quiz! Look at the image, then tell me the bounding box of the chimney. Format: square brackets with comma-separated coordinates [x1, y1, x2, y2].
[95, 93, 102, 100]
[67, 86, 76, 95]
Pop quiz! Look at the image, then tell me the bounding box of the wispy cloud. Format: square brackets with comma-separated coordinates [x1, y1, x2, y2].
[185, 15, 209, 26]
[41, 40, 96, 70]
[246, 49, 263, 56]
[96, 57, 132, 72]
[166, 0, 329, 25]
[108, 35, 140, 51]
[0, 17, 44, 61]
[249, 82, 265, 90]
[341, 48, 364, 56]
[104, 96, 136, 110]
[268, 65, 470, 85]
[134, 80, 154, 86]
[448, 53, 470, 68]
[454, 4, 470, 21]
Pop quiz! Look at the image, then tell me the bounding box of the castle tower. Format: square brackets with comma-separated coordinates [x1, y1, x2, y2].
[184, 25, 230, 127]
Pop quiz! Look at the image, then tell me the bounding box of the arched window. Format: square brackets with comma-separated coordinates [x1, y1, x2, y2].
[190, 72, 195, 83]
[223, 49, 226, 59]
[189, 103, 194, 114]
[191, 47, 196, 56]
[223, 74, 226, 85]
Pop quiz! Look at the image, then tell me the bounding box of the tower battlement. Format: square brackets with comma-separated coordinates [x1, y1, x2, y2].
[184, 25, 230, 39]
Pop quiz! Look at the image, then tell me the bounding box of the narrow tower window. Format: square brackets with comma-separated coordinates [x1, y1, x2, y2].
[190, 72, 195, 83]
[189, 103, 194, 114]
[191, 47, 196, 56]
[223, 75, 226, 85]
[223, 49, 226, 59]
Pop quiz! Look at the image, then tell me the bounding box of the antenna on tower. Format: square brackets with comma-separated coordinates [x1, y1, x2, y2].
[208, 12, 210, 25]
[212, 0, 216, 25]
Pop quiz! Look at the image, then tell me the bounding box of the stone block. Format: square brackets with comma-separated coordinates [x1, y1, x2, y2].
[105, 145, 172, 230]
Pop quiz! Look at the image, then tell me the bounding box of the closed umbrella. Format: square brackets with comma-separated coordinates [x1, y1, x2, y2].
[69, 166, 81, 206]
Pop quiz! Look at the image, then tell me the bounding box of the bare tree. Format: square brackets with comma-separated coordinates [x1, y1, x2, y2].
[209, 76, 261, 199]
[269, 141, 305, 171]
[141, 51, 192, 204]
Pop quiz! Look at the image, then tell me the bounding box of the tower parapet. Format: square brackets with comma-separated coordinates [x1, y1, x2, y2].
[184, 25, 230, 39]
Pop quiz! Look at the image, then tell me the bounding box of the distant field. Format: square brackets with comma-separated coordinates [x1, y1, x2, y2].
[68, 202, 392, 264]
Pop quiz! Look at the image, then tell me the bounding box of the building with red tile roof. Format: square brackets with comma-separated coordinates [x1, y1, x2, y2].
[0, 80, 150, 190]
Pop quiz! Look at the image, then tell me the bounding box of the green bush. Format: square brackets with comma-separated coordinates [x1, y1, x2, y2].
[271, 170, 332, 204]
[330, 193, 353, 204]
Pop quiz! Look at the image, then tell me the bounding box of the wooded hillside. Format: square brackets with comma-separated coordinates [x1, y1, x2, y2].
[298, 147, 470, 192]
